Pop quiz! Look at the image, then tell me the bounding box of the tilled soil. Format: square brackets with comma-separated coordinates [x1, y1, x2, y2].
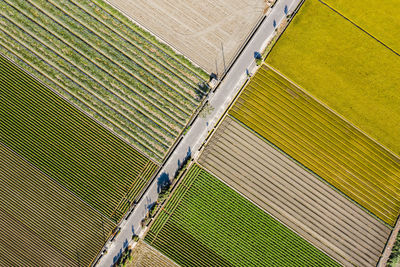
[106, 0, 265, 73]
[199, 116, 391, 267]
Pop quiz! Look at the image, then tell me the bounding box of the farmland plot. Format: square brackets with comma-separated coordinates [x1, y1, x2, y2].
[0, 54, 157, 223]
[0, 143, 115, 266]
[106, 0, 265, 74]
[145, 164, 339, 267]
[322, 0, 400, 53]
[229, 65, 400, 226]
[0, 0, 208, 162]
[128, 241, 178, 267]
[266, 0, 400, 159]
[199, 116, 391, 266]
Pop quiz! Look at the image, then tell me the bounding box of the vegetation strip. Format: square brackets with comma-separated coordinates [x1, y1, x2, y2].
[230, 65, 400, 226]
[145, 164, 339, 266]
[0, 54, 157, 222]
[266, 0, 400, 161]
[0, 0, 209, 162]
[199, 116, 391, 266]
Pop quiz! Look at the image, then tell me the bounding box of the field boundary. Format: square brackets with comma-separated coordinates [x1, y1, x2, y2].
[101, 0, 208, 74]
[0, 52, 160, 167]
[143, 160, 196, 240]
[318, 0, 399, 57]
[378, 215, 400, 266]
[0, 58, 119, 227]
[195, 162, 339, 265]
[263, 0, 305, 60]
[0, 141, 116, 227]
[228, 114, 390, 228]
[265, 63, 400, 165]
[216, 12, 267, 81]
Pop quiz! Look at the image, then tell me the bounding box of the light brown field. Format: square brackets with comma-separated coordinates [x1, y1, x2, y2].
[198, 116, 391, 266]
[106, 0, 265, 74]
[128, 240, 178, 267]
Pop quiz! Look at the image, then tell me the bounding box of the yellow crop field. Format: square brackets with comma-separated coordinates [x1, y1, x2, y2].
[230, 65, 400, 226]
[322, 0, 400, 53]
[266, 0, 400, 158]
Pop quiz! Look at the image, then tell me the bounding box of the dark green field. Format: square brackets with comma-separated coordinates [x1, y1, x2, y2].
[0, 54, 157, 223]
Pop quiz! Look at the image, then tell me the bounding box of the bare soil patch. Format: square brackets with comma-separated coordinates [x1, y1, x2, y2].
[106, 0, 265, 74]
[199, 116, 391, 266]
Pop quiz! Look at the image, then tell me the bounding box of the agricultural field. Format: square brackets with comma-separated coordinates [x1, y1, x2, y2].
[106, 0, 266, 74]
[0, 143, 115, 266]
[199, 116, 391, 266]
[0, 54, 158, 224]
[145, 164, 339, 266]
[127, 241, 178, 267]
[266, 0, 400, 158]
[322, 0, 400, 53]
[0, 0, 209, 163]
[229, 65, 400, 226]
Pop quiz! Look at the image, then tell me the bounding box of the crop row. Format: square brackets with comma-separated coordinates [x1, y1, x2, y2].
[0, 143, 116, 266]
[229, 65, 400, 226]
[0, 207, 76, 266]
[89, 0, 209, 82]
[0, 54, 157, 222]
[198, 116, 390, 266]
[59, 0, 204, 102]
[110, 162, 158, 222]
[0, 15, 167, 158]
[3, 0, 179, 156]
[145, 164, 339, 266]
[1, 0, 209, 161]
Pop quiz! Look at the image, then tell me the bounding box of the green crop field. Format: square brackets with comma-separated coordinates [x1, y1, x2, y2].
[322, 0, 400, 53]
[0, 143, 116, 266]
[230, 65, 400, 226]
[0, 54, 158, 223]
[145, 164, 339, 266]
[0, 0, 209, 162]
[266, 0, 400, 158]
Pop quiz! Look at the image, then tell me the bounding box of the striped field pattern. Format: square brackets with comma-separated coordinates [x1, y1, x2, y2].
[0, 143, 116, 266]
[0, 54, 157, 223]
[0, 0, 208, 162]
[199, 116, 391, 266]
[145, 164, 339, 267]
[229, 64, 400, 226]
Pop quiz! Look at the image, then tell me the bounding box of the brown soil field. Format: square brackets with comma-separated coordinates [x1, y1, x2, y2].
[128, 240, 178, 267]
[198, 116, 391, 267]
[106, 0, 265, 74]
[0, 144, 115, 266]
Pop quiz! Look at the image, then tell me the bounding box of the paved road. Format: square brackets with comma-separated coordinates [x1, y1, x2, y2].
[97, 0, 301, 265]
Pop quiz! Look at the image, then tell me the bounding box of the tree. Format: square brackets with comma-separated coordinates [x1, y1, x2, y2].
[199, 102, 214, 118]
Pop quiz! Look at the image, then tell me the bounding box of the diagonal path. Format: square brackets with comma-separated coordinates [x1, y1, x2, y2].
[96, 0, 302, 265]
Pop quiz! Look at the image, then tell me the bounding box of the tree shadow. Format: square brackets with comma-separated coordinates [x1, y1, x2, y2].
[123, 239, 129, 250]
[173, 146, 191, 178]
[157, 172, 170, 194]
[113, 248, 123, 265]
[195, 81, 210, 101]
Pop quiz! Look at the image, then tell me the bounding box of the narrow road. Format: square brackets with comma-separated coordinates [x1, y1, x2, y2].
[97, 0, 301, 265]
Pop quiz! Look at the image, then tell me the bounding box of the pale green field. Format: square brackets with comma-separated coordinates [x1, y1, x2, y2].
[323, 0, 400, 53]
[267, 0, 400, 157]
